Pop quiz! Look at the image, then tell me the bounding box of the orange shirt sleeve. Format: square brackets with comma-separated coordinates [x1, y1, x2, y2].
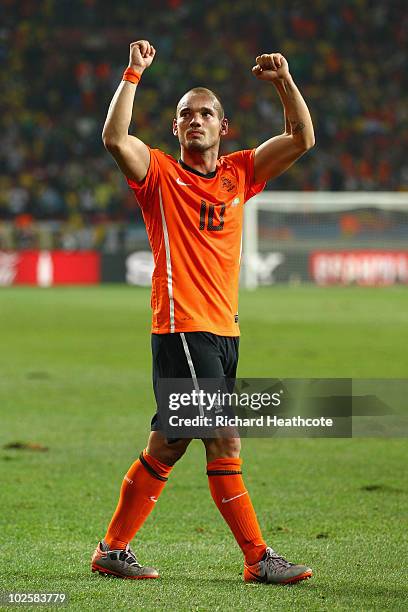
[224, 148, 266, 201]
[126, 147, 161, 210]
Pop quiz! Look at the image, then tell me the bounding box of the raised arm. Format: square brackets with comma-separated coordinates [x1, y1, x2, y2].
[252, 53, 315, 184]
[102, 40, 156, 182]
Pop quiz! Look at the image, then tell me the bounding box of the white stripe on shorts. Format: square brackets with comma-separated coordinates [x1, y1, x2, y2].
[180, 332, 204, 418]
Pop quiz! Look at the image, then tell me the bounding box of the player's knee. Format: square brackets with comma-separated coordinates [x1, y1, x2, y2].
[204, 436, 241, 460]
[162, 439, 190, 465]
[147, 433, 191, 466]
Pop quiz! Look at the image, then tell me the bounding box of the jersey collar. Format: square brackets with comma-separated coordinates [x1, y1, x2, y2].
[178, 158, 217, 179]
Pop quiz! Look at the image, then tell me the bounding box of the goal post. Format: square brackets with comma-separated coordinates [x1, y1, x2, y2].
[242, 192, 408, 289]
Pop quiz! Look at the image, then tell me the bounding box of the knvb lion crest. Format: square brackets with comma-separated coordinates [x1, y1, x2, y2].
[220, 175, 237, 192]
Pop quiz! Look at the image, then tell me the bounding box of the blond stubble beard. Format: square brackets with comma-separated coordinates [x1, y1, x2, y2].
[184, 136, 219, 153]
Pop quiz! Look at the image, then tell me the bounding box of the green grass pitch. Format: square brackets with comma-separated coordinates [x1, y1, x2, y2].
[0, 285, 407, 611]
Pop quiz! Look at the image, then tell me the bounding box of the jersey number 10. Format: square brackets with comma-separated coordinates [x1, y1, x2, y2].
[199, 200, 226, 232]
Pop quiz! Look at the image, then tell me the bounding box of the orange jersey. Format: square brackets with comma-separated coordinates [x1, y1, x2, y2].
[127, 148, 265, 336]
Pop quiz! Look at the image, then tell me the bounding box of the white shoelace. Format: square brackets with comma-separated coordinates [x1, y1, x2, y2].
[264, 547, 293, 573]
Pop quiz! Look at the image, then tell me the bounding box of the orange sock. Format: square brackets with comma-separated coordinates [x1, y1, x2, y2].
[207, 457, 267, 565]
[104, 450, 172, 550]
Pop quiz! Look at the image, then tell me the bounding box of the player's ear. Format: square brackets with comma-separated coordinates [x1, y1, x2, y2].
[220, 117, 229, 136]
[172, 118, 178, 137]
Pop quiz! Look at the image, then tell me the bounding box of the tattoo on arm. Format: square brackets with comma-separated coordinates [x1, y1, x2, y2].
[291, 121, 305, 135]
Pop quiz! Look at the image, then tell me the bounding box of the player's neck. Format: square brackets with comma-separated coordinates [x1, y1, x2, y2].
[179, 148, 218, 175]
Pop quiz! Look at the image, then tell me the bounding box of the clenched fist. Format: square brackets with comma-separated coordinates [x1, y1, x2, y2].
[128, 40, 156, 74]
[252, 53, 290, 82]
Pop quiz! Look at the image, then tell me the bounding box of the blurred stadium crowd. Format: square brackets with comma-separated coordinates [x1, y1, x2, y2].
[1, 0, 407, 250]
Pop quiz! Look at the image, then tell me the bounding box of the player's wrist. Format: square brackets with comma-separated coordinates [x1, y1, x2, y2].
[123, 66, 143, 85]
[270, 73, 293, 94]
[275, 73, 293, 86]
[128, 64, 145, 75]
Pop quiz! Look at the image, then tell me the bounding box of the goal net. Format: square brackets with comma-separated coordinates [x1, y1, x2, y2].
[242, 192, 408, 288]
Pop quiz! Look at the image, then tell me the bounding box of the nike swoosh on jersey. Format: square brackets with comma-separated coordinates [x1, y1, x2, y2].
[149, 496, 158, 503]
[221, 491, 248, 504]
[176, 177, 192, 186]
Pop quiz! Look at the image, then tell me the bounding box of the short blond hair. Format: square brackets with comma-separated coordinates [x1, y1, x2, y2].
[176, 87, 225, 119]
